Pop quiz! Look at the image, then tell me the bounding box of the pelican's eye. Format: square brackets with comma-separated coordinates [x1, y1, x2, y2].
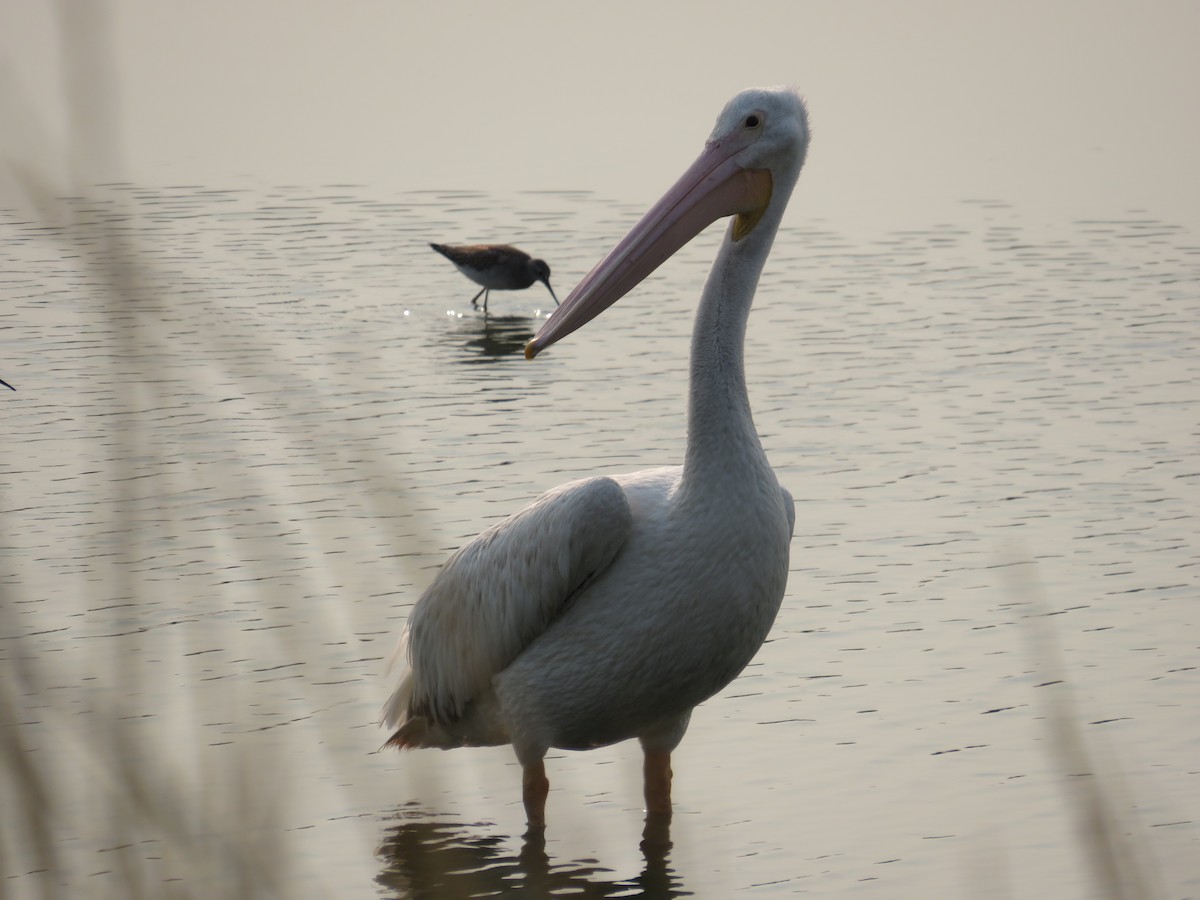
[744, 113, 763, 130]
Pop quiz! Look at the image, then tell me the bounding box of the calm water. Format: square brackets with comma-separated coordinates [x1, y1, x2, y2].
[1, 183, 1197, 897]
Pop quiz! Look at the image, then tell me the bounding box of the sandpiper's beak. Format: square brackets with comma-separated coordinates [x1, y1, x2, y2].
[525, 135, 771, 360]
[543, 280, 559, 306]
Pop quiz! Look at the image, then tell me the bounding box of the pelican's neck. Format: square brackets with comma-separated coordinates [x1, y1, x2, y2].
[681, 184, 793, 492]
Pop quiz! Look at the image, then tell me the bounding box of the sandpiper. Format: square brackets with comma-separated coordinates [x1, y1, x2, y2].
[430, 243, 559, 313]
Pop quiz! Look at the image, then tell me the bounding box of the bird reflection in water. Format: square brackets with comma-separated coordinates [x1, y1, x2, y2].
[376, 809, 688, 899]
[453, 314, 539, 363]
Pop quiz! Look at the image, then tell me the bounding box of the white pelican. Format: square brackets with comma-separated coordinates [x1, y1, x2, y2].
[384, 86, 809, 828]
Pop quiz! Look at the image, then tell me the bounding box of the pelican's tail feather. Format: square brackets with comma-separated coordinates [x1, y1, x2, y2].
[383, 716, 430, 750]
[381, 692, 510, 751]
[381, 623, 511, 751]
[381, 664, 415, 732]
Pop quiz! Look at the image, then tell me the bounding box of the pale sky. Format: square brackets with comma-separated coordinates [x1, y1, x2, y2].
[3, 0, 1199, 228]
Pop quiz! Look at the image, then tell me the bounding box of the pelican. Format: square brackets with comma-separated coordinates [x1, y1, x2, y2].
[430, 243, 559, 313]
[384, 86, 809, 828]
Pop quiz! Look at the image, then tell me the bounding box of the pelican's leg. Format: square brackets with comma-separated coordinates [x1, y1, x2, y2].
[522, 760, 549, 830]
[643, 749, 673, 815]
[638, 710, 691, 817]
[470, 286, 486, 307]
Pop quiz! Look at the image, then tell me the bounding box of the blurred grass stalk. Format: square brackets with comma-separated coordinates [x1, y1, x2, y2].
[0, 4, 287, 896]
[1, 5, 444, 895]
[0, 606, 286, 898]
[1001, 551, 1164, 900]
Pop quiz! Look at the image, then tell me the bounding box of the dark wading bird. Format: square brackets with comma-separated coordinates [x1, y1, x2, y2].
[430, 243, 559, 313]
[386, 87, 810, 829]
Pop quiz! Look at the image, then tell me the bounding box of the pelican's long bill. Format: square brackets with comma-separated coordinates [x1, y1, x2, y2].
[524, 134, 772, 360]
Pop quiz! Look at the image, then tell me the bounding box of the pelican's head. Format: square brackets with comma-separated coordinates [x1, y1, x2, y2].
[526, 86, 809, 359]
[709, 86, 810, 195]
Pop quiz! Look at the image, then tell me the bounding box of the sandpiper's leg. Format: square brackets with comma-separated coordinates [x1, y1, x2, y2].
[470, 286, 486, 307]
[643, 749, 673, 815]
[482, 289, 490, 314]
[522, 760, 549, 829]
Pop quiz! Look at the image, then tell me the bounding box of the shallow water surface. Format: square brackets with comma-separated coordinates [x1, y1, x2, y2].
[1, 185, 1197, 897]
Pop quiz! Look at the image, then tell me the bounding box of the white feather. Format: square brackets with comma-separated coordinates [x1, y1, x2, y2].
[382, 475, 630, 732]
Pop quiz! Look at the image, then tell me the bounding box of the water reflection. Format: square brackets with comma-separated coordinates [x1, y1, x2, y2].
[376, 809, 690, 899]
[450, 313, 539, 363]
[4, 181, 1198, 897]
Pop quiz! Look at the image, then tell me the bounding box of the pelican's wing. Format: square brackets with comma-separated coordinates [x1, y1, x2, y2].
[390, 475, 631, 728]
[781, 485, 796, 537]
